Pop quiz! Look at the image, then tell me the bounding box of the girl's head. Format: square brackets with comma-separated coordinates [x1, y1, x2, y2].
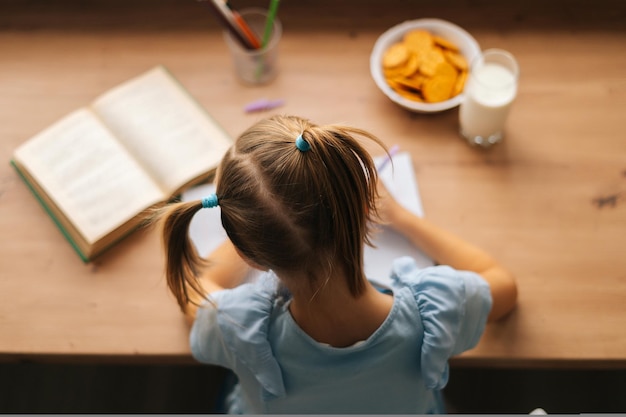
[160, 115, 386, 310]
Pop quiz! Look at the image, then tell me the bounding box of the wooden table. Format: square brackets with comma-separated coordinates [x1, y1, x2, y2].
[1, 0, 625, 368]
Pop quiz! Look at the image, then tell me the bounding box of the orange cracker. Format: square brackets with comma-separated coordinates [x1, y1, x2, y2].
[403, 29, 433, 55]
[383, 43, 410, 69]
[401, 54, 421, 77]
[433, 35, 460, 52]
[422, 75, 456, 103]
[393, 74, 425, 91]
[436, 61, 459, 79]
[444, 49, 468, 71]
[395, 86, 424, 102]
[452, 70, 468, 96]
[418, 48, 446, 77]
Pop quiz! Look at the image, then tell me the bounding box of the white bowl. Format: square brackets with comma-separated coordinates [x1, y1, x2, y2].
[370, 18, 481, 113]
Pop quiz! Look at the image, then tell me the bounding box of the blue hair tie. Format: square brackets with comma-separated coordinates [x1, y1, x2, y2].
[201, 193, 219, 209]
[295, 134, 311, 152]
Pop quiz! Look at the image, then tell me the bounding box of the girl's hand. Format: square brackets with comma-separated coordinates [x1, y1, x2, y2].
[377, 178, 517, 321]
[375, 179, 408, 231]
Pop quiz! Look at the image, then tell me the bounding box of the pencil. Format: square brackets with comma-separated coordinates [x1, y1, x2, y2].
[227, 3, 261, 49]
[199, 0, 255, 50]
[261, 0, 280, 48]
[376, 144, 400, 172]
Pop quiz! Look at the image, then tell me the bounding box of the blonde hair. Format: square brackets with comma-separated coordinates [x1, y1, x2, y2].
[159, 115, 387, 311]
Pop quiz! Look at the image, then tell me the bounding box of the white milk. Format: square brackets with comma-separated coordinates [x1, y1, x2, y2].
[460, 62, 517, 143]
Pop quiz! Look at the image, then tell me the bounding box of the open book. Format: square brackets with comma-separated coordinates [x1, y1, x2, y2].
[182, 152, 434, 288]
[11, 66, 233, 262]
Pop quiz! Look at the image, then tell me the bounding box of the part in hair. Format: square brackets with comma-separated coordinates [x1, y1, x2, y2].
[217, 115, 386, 296]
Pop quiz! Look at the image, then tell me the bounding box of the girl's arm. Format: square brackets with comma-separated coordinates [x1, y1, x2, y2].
[183, 239, 253, 324]
[377, 182, 518, 321]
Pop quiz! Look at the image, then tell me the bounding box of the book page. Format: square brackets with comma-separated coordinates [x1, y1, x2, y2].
[91, 66, 232, 195]
[181, 152, 433, 288]
[13, 109, 165, 244]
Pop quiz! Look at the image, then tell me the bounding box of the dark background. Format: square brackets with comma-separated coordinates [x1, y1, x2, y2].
[1, 362, 624, 414]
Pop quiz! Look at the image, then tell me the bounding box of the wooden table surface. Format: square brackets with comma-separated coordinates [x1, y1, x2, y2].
[1, 0, 625, 367]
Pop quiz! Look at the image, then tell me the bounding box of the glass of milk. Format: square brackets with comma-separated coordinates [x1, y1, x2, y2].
[459, 49, 519, 148]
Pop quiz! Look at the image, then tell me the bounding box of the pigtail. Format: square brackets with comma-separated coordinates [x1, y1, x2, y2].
[157, 201, 210, 312]
[295, 124, 386, 296]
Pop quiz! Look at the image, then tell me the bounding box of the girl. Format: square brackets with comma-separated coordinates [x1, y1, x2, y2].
[158, 115, 517, 414]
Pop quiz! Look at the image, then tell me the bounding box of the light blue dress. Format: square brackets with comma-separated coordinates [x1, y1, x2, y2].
[190, 256, 492, 414]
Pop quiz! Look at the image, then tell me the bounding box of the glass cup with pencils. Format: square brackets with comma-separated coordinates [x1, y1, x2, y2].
[223, 7, 282, 85]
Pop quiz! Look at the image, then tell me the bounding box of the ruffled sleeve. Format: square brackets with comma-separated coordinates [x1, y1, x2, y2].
[391, 257, 492, 390]
[189, 275, 286, 400]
